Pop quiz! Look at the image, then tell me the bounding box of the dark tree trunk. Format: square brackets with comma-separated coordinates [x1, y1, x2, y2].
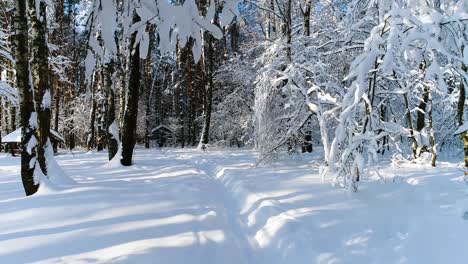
[9, 105, 16, 132]
[14, 0, 37, 195]
[96, 74, 106, 152]
[53, 0, 64, 153]
[187, 42, 196, 146]
[304, 0, 311, 36]
[176, 41, 186, 148]
[416, 88, 429, 132]
[53, 83, 60, 152]
[67, 86, 75, 150]
[429, 97, 436, 167]
[285, 0, 292, 61]
[302, 133, 313, 153]
[9, 105, 16, 156]
[29, 0, 51, 176]
[87, 81, 97, 151]
[458, 62, 468, 173]
[144, 24, 154, 149]
[229, 19, 239, 54]
[96, 90, 105, 152]
[3, 103, 9, 134]
[103, 62, 118, 160]
[200, 34, 214, 149]
[120, 11, 141, 166]
[117, 43, 126, 129]
[66, 0, 76, 151]
[0, 104, 2, 151]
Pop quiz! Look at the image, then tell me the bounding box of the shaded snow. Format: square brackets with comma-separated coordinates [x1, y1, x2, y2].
[454, 123, 468, 135]
[0, 149, 467, 263]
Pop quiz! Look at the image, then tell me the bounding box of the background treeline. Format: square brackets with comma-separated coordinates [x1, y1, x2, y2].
[0, 0, 467, 195]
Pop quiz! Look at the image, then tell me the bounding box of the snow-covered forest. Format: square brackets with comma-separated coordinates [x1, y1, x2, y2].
[0, 0, 467, 263]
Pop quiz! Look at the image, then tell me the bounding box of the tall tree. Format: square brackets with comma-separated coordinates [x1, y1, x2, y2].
[103, 61, 118, 160]
[120, 10, 141, 166]
[458, 61, 468, 174]
[29, 0, 51, 176]
[13, 0, 37, 195]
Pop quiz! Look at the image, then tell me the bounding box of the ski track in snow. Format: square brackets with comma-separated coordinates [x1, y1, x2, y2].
[0, 149, 467, 263]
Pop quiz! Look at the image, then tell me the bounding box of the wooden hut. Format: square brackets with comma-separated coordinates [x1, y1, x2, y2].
[1, 128, 65, 155]
[148, 125, 174, 147]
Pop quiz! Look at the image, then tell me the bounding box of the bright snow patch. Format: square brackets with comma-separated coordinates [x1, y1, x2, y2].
[0, 149, 467, 263]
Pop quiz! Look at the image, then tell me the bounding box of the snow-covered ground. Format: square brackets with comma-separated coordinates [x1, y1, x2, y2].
[0, 148, 467, 263]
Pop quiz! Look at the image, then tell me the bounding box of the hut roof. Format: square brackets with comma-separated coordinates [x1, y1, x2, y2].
[1, 128, 65, 143]
[151, 125, 172, 134]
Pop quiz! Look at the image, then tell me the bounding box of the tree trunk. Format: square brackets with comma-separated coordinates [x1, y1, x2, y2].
[118, 43, 126, 129]
[285, 0, 292, 61]
[403, 93, 418, 158]
[458, 63, 468, 174]
[9, 105, 16, 156]
[67, 0, 77, 151]
[176, 41, 186, 148]
[188, 47, 196, 146]
[197, 52, 206, 147]
[265, 9, 271, 39]
[53, 0, 64, 153]
[14, 0, 37, 195]
[416, 86, 429, 154]
[103, 62, 118, 160]
[120, 11, 141, 166]
[0, 103, 2, 152]
[144, 24, 154, 149]
[429, 96, 436, 167]
[302, 132, 313, 153]
[199, 34, 214, 150]
[9, 105, 16, 132]
[87, 80, 97, 151]
[53, 82, 60, 152]
[229, 19, 239, 54]
[29, 0, 51, 176]
[304, 0, 311, 36]
[96, 84, 105, 152]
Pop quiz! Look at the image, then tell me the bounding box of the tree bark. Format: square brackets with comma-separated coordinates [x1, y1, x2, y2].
[403, 93, 418, 158]
[53, 0, 65, 153]
[0, 103, 2, 151]
[29, 0, 51, 176]
[103, 61, 118, 160]
[120, 11, 141, 166]
[14, 0, 38, 195]
[229, 19, 239, 54]
[96, 83, 105, 152]
[429, 97, 436, 167]
[176, 41, 186, 148]
[458, 62, 468, 174]
[117, 43, 126, 129]
[285, 0, 292, 61]
[187, 42, 196, 146]
[304, 0, 311, 36]
[87, 79, 97, 151]
[53, 81, 60, 152]
[416, 86, 429, 154]
[199, 34, 214, 150]
[67, 0, 77, 151]
[144, 24, 154, 149]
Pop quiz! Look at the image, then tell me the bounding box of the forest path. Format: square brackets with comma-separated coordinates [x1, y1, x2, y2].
[0, 149, 468, 264]
[0, 149, 255, 264]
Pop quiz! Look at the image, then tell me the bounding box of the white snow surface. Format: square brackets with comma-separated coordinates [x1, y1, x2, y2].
[454, 123, 468, 135]
[0, 148, 467, 263]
